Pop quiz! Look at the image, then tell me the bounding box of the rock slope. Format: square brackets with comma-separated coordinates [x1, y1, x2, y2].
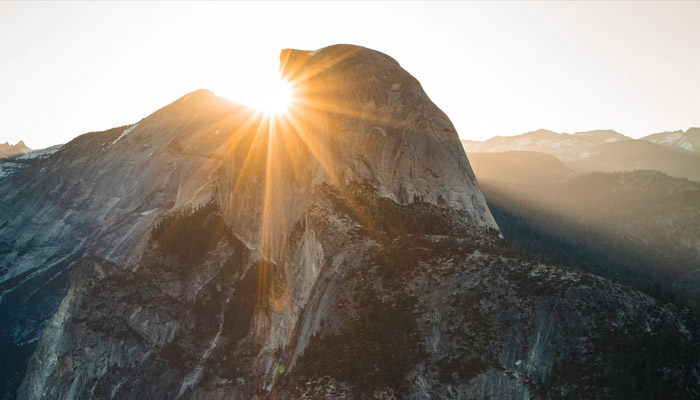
[0, 91, 244, 398]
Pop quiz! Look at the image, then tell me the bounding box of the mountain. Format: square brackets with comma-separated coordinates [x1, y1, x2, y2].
[1, 45, 493, 399]
[462, 129, 631, 161]
[468, 151, 700, 303]
[643, 127, 700, 155]
[464, 130, 700, 182]
[567, 139, 700, 181]
[2, 45, 699, 399]
[0, 91, 240, 397]
[0, 141, 31, 159]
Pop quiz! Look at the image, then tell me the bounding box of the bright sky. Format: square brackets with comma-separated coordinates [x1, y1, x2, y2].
[1, 1, 699, 149]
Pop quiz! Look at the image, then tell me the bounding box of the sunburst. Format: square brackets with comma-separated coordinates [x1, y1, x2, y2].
[248, 74, 294, 117]
[211, 47, 396, 314]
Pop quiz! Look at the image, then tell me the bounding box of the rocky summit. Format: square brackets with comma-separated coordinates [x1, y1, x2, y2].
[1, 45, 698, 399]
[0, 141, 31, 160]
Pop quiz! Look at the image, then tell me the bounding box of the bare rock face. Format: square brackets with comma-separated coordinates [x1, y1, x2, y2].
[0, 141, 31, 159]
[216, 45, 496, 261]
[284, 45, 494, 223]
[3, 45, 700, 399]
[0, 90, 241, 398]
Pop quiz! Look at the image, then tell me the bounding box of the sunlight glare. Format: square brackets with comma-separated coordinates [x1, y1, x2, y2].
[246, 74, 294, 116]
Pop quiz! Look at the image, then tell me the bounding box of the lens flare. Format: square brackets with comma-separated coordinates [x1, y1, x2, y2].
[248, 75, 293, 116]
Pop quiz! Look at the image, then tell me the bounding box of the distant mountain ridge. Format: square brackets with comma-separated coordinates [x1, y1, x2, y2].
[463, 128, 700, 181]
[463, 129, 631, 161]
[468, 151, 700, 303]
[0, 141, 31, 159]
[568, 139, 700, 181]
[464, 129, 700, 303]
[643, 127, 700, 154]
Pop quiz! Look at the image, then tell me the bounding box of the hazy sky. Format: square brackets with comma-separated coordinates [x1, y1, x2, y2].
[1, 1, 699, 149]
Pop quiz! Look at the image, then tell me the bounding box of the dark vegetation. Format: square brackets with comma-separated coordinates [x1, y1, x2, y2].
[290, 243, 426, 396]
[477, 170, 700, 305]
[489, 198, 692, 306]
[289, 183, 700, 397]
[66, 124, 134, 150]
[319, 182, 500, 239]
[292, 286, 423, 394]
[150, 202, 233, 266]
[289, 183, 509, 396]
[537, 313, 700, 399]
[199, 258, 261, 383]
[288, 184, 455, 395]
[68, 202, 267, 398]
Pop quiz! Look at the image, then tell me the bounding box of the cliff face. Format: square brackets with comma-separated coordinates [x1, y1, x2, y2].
[0, 90, 242, 398]
[215, 45, 496, 261]
[4, 45, 700, 399]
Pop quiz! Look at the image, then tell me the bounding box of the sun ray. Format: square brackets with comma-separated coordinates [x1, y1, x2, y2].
[214, 48, 412, 313]
[271, 95, 387, 236]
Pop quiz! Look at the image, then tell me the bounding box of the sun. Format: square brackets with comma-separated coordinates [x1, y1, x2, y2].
[249, 74, 294, 116]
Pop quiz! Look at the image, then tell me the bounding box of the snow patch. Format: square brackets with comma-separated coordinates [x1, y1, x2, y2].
[660, 133, 682, 145]
[112, 124, 139, 145]
[18, 144, 63, 160]
[139, 209, 158, 216]
[679, 140, 693, 151]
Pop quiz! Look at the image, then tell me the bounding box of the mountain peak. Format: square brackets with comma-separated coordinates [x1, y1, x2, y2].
[569, 130, 631, 146]
[178, 88, 216, 101]
[214, 44, 498, 257]
[574, 129, 616, 135]
[14, 140, 30, 150]
[524, 128, 559, 137]
[0, 140, 32, 158]
[641, 127, 700, 154]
